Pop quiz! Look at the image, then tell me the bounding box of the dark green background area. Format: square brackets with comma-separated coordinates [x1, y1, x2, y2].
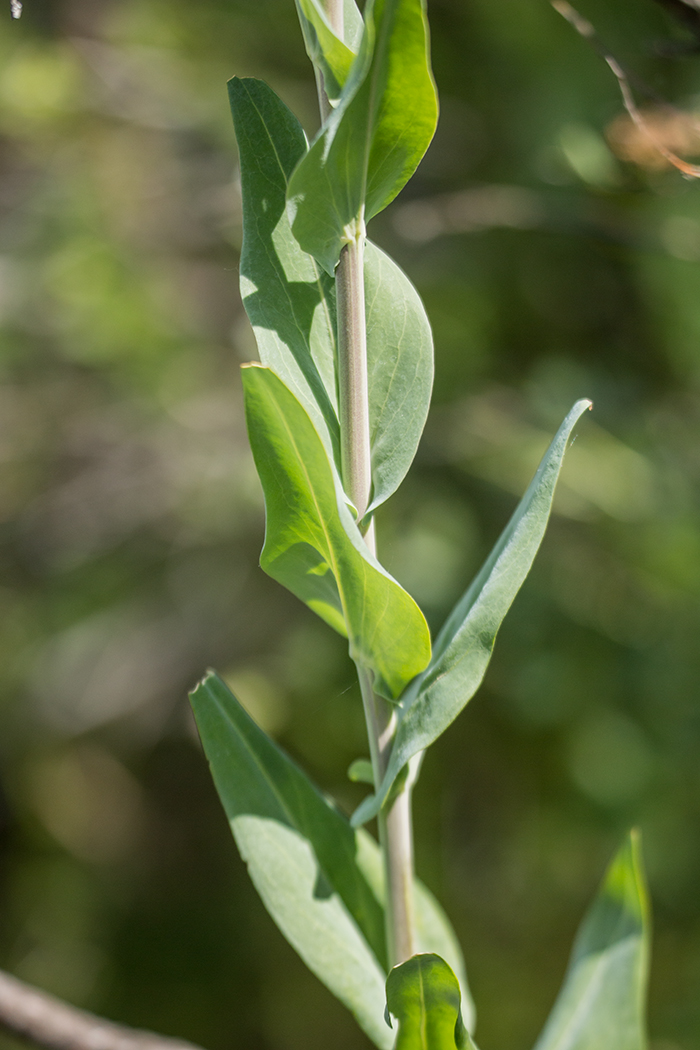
[0, 0, 699, 1047]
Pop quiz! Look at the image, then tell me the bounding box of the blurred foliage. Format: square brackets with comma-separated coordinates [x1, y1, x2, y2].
[1, 0, 700, 1048]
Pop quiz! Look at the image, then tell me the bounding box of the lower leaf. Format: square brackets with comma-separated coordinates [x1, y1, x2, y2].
[191, 672, 471, 1049]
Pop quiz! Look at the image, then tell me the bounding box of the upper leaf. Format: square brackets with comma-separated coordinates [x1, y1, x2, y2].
[287, 0, 438, 274]
[294, 0, 364, 104]
[231, 77, 434, 517]
[191, 673, 472, 1050]
[242, 364, 431, 699]
[385, 954, 478, 1050]
[352, 399, 591, 825]
[230, 76, 340, 475]
[532, 831, 649, 1050]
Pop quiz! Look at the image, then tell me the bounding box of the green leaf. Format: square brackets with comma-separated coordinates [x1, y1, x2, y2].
[229, 76, 341, 476]
[352, 399, 591, 826]
[190, 671, 391, 1050]
[231, 78, 434, 516]
[287, 0, 438, 274]
[294, 0, 363, 104]
[532, 831, 649, 1050]
[242, 364, 431, 699]
[191, 673, 473, 1049]
[385, 954, 478, 1050]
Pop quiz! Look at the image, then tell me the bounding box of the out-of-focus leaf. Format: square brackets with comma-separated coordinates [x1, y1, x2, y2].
[229, 76, 340, 475]
[294, 0, 363, 103]
[352, 399, 591, 826]
[532, 831, 649, 1050]
[191, 673, 472, 1049]
[385, 954, 478, 1050]
[364, 242, 434, 518]
[242, 364, 431, 699]
[190, 671, 391, 1050]
[287, 0, 438, 274]
[231, 78, 433, 517]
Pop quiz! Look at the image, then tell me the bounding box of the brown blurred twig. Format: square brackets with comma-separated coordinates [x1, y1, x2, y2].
[0, 969, 205, 1050]
[551, 0, 700, 177]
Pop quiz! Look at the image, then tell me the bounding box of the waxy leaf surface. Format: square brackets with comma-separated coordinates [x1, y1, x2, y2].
[385, 954, 478, 1050]
[353, 399, 591, 825]
[231, 77, 434, 515]
[242, 364, 430, 699]
[533, 832, 649, 1050]
[191, 673, 471, 1050]
[288, 0, 438, 273]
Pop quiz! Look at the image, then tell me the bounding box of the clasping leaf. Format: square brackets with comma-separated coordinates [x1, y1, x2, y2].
[533, 831, 649, 1050]
[231, 77, 434, 518]
[353, 399, 591, 824]
[242, 364, 431, 699]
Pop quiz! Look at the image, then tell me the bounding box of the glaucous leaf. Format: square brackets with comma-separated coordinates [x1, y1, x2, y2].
[191, 673, 472, 1049]
[352, 399, 591, 825]
[532, 831, 649, 1050]
[190, 672, 391, 1050]
[287, 0, 438, 274]
[294, 0, 363, 103]
[242, 364, 431, 699]
[385, 954, 478, 1050]
[231, 78, 434, 517]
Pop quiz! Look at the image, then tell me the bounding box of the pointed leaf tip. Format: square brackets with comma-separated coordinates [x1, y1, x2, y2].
[352, 398, 591, 826]
[533, 830, 649, 1050]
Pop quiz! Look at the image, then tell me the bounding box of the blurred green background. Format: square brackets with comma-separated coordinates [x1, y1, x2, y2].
[1, 0, 700, 1047]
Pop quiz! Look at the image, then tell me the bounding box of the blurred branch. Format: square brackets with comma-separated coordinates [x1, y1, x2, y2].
[0, 969, 205, 1050]
[551, 0, 700, 177]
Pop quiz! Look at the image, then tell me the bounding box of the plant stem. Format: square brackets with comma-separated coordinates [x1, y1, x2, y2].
[335, 230, 372, 525]
[315, 0, 416, 970]
[358, 668, 416, 967]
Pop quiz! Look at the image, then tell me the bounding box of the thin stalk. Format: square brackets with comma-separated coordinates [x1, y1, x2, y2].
[340, 223, 417, 965]
[335, 230, 372, 524]
[358, 668, 416, 966]
[314, 0, 416, 969]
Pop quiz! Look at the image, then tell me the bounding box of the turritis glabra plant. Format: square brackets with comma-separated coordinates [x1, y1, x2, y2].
[189, 1, 650, 1046]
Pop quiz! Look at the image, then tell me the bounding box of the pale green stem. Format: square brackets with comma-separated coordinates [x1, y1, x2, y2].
[316, 0, 416, 970]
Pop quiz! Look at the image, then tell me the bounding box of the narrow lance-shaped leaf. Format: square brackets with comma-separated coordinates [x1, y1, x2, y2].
[231, 77, 434, 517]
[353, 399, 591, 826]
[242, 364, 431, 700]
[532, 831, 649, 1050]
[287, 0, 438, 274]
[191, 673, 473, 1050]
[294, 0, 364, 104]
[385, 954, 479, 1050]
